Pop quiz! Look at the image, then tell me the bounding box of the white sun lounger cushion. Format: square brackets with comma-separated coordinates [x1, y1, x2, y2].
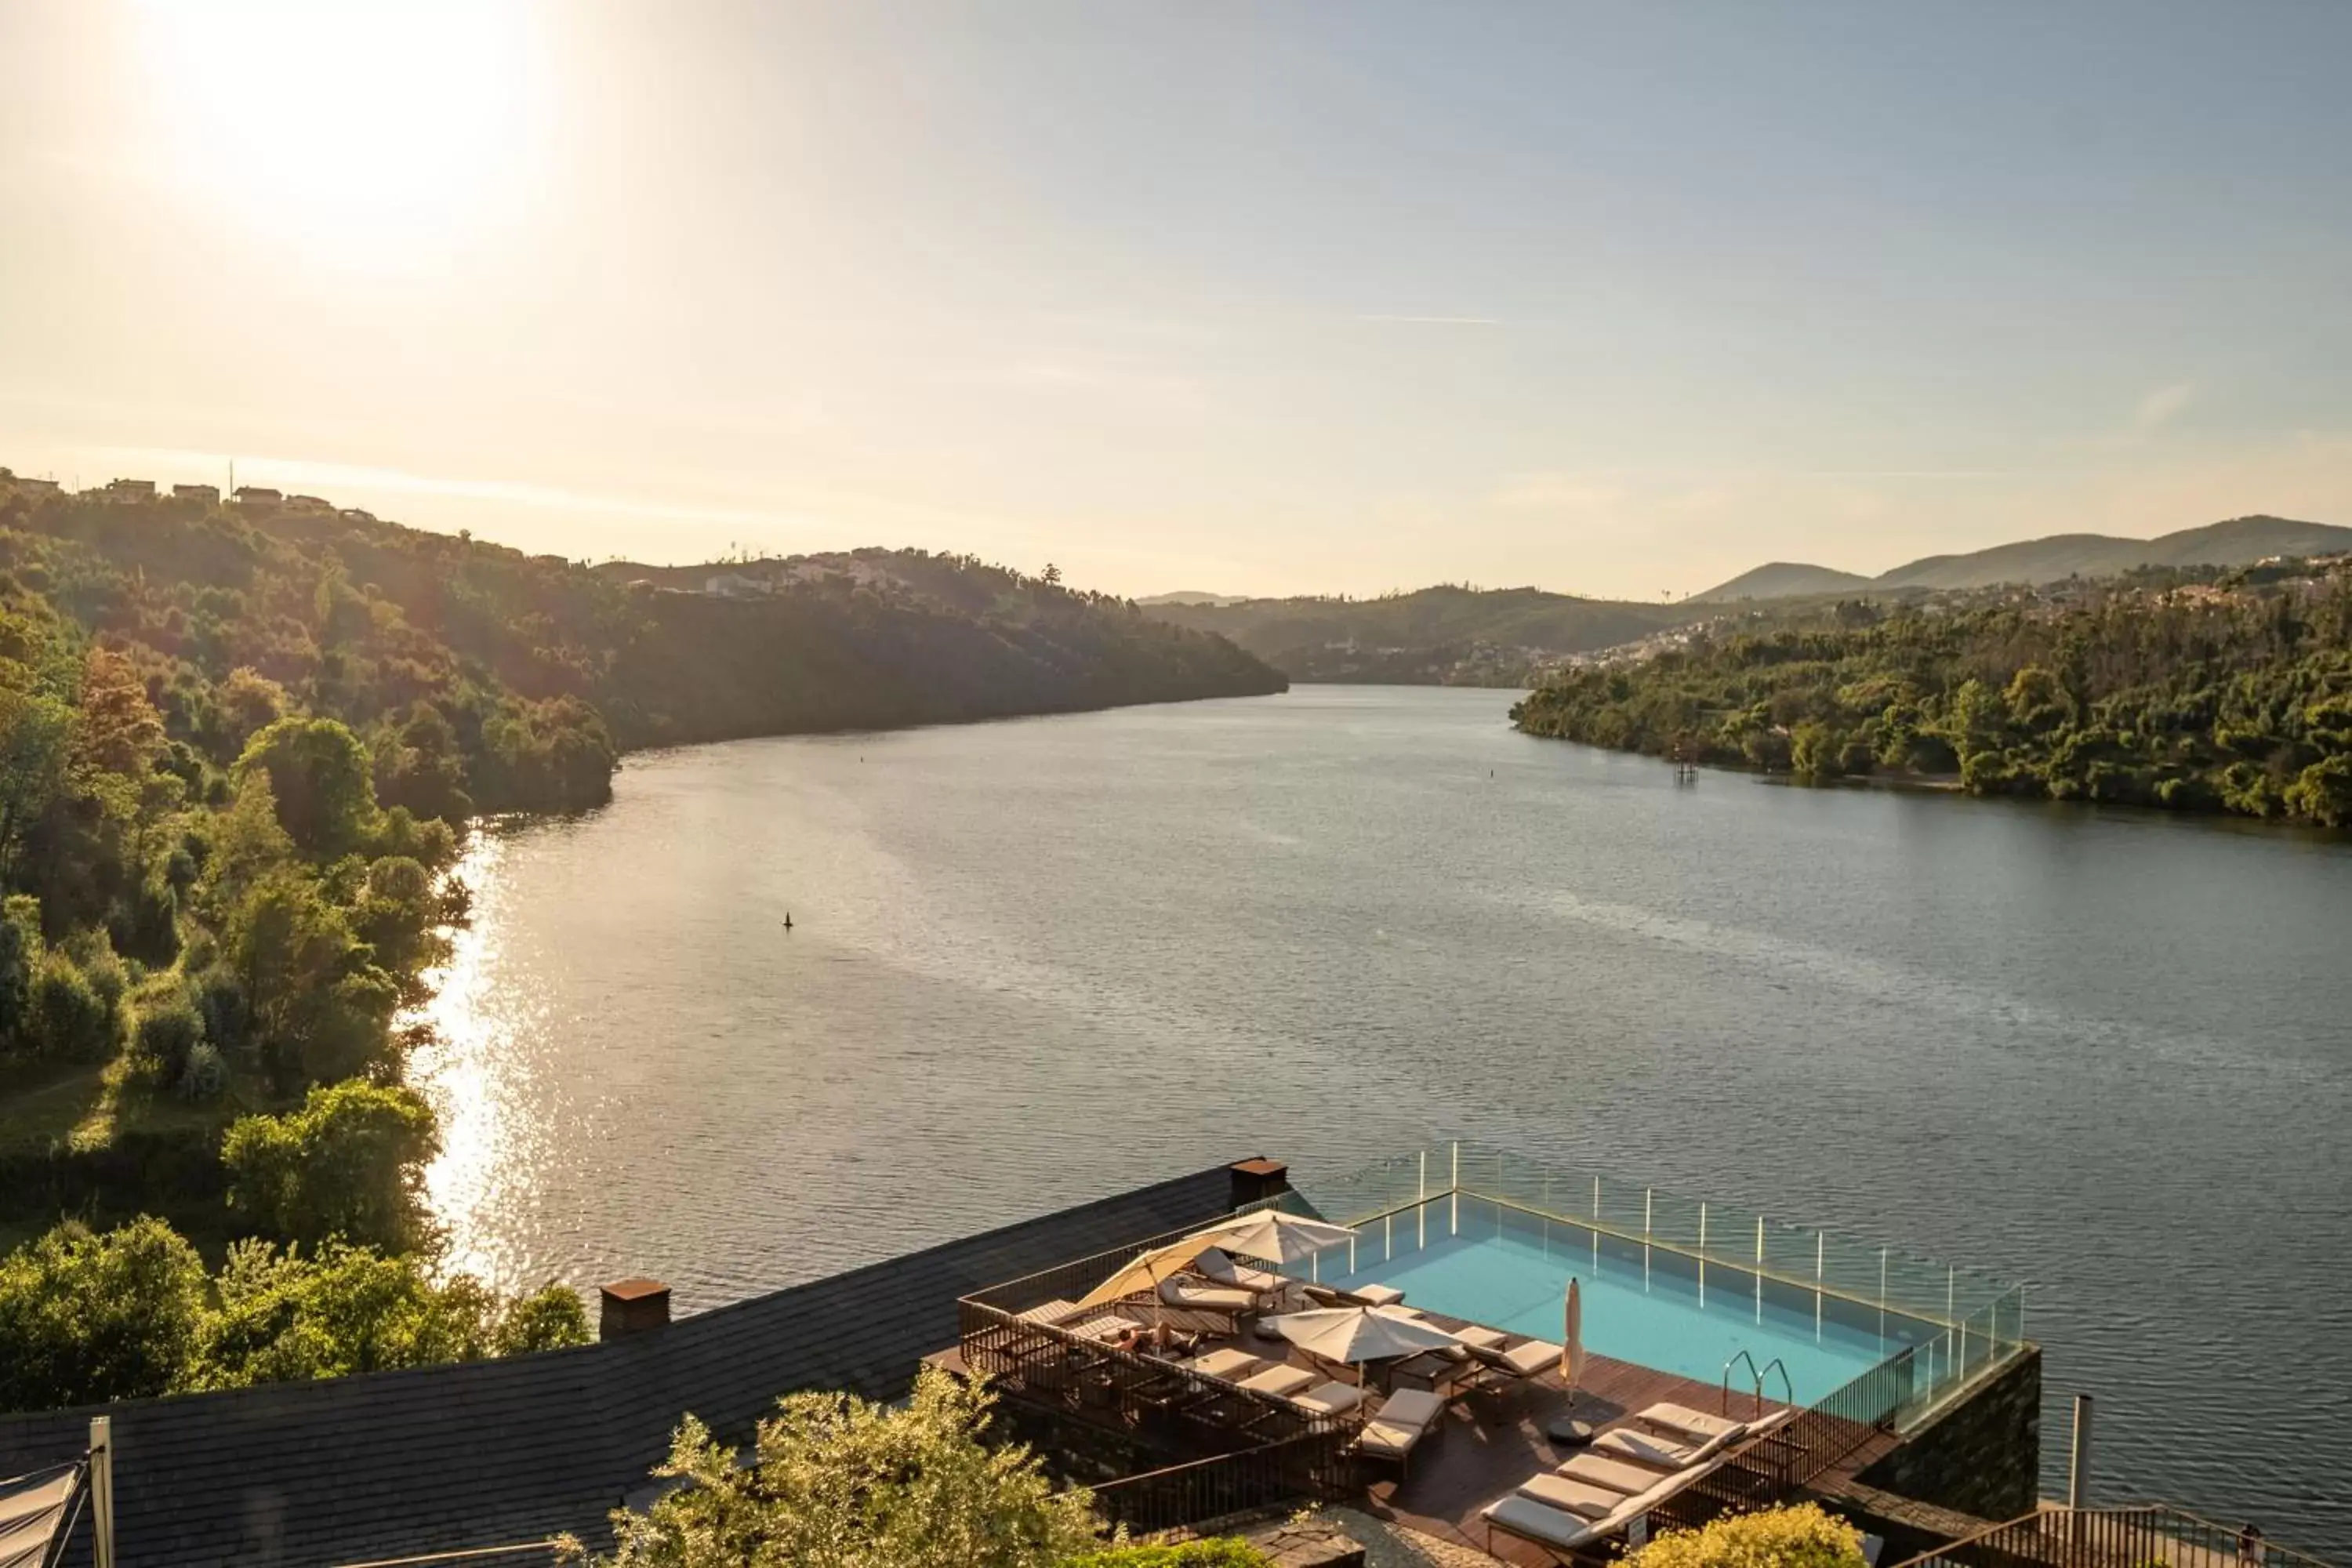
[1240, 1364, 1315, 1398]
[1637, 1401, 1747, 1443]
[1483, 1494, 1603, 1553]
[1557, 1452, 1668, 1495]
[1494, 1338, 1562, 1377]
[1359, 1388, 1445, 1457]
[1189, 1348, 1263, 1381]
[1196, 1250, 1285, 1292]
[1593, 1427, 1700, 1469]
[1292, 1381, 1366, 1416]
[1353, 1283, 1406, 1307]
[1161, 1279, 1255, 1312]
[1519, 1473, 1627, 1519]
[1450, 1323, 1508, 1351]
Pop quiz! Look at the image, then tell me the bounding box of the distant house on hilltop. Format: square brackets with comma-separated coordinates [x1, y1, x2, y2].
[103, 478, 157, 502]
[5, 476, 61, 497]
[339, 508, 376, 523]
[173, 483, 220, 505]
[285, 494, 332, 514]
[704, 572, 768, 598]
[233, 486, 282, 509]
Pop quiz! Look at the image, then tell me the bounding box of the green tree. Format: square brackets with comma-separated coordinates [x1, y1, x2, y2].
[0, 1217, 207, 1412]
[568, 1367, 1103, 1568]
[193, 1241, 586, 1388]
[0, 683, 72, 884]
[220, 870, 399, 1086]
[1620, 1503, 1866, 1568]
[234, 717, 377, 858]
[213, 666, 289, 760]
[222, 1080, 441, 1251]
[2284, 753, 2352, 827]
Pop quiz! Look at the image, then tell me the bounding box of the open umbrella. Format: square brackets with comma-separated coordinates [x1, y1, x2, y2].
[1074, 1234, 1223, 1319]
[1189, 1211, 1359, 1269]
[1265, 1305, 1462, 1393]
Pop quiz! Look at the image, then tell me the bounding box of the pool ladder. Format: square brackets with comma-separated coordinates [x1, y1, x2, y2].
[1721, 1352, 1796, 1416]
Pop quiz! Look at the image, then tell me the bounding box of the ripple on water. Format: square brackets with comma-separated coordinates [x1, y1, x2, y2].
[406, 688, 2352, 1557]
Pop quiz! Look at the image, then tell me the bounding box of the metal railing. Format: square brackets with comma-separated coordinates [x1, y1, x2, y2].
[331, 1546, 563, 1567]
[1296, 1140, 2024, 1342]
[1777, 1343, 1915, 1486]
[1088, 1431, 1345, 1536]
[1289, 1140, 2030, 1428]
[1894, 1505, 2337, 1568]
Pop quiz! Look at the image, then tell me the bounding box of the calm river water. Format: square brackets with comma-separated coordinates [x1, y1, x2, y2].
[410, 685, 2351, 1552]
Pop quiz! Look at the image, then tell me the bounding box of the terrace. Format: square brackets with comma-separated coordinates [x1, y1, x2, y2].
[947, 1142, 2033, 1564]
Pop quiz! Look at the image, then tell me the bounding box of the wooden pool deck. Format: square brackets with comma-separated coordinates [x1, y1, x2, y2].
[944, 1285, 1893, 1566]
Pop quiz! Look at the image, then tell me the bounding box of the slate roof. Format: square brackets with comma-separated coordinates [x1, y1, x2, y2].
[0, 1163, 1246, 1567]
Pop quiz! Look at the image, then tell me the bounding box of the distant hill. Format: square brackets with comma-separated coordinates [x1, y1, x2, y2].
[1136, 590, 1247, 607]
[1142, 584, 1700, 684]
[1713, 515, 2352, 599]
[1695, 561, 1874, 602]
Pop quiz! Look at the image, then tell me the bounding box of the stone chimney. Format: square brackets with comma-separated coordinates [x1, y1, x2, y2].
[599, 1278, 672, 1341]
[1229, 1157, 1289, 1210]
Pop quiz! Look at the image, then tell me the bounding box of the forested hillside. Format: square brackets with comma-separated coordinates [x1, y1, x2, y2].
[0, 478, 1279, 1414]
[1146, 585, 1697, 684]
[1513, 564, 2352, 826]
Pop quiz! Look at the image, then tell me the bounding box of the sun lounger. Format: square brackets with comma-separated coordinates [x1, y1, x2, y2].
[1635, 1401, 1747, 1446]
[1483, 1455, 1728, 1565]
[1301, 1282, 1406, 1311]
[1555, 1452, 1663, 1495]
[1450, 1323, 1508, 1352]
[1592, 1427, 1701, 1469]
[1465, 1335, 1563, 1392]
[1189, 1347, 1264, 1381]
[1240, 1363, 1315, 1398]
[1484, 1494, 1606, 1560]
[1159, 1277, 1255, 1329]
[1358, 1388, 1446, 1473]
[1519, 1473, 1626, 1519]
[1160, 1277, 1255, 1312]
[1291, 1381, 1367, 1417]
[1194, 1249, 1296, 1308]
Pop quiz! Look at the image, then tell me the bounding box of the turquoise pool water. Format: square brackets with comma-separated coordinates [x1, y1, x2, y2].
[1311, 1197, 1937, 1404]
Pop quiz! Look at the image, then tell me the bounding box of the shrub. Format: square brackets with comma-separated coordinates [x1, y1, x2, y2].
[178, 1040, 228, 1099]
[1621, 1504, 1867, 1568]
[133, 989, 208, 1082]
[0, 1217, 208, 1412]
[221, 1080, 441, 1251]
[27, 950, 118, 1062]
[568, 1367, 1101, 1568]
[1069, 1542, 1274, 1566]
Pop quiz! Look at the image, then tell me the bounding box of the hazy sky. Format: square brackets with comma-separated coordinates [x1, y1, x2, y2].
[4, 2, 2350, 600]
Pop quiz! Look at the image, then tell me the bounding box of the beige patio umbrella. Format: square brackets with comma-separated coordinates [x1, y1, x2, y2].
[1074, 1234, 1224, 1316]
[1189, 1211, 1359, 1269]
[1555, 1277, 1594, 1443]
[1265, 1305, 1463, 1393]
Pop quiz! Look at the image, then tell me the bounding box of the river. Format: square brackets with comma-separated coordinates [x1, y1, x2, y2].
[408, 684, 2352, 1553]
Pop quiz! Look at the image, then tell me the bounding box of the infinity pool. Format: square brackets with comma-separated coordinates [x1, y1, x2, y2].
[1308, 1196, 1939, 1403]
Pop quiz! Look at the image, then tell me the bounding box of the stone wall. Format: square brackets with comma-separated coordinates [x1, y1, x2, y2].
[1856, 1345, 2043, 1522]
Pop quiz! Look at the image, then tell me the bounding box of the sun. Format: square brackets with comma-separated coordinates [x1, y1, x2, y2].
[132, 0, 547, 263]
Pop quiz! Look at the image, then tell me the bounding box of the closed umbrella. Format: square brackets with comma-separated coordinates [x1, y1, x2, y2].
[1265, 1305, 1461, 1392]
[1189, 1211, 1359, 1269]
[1555, 1278, 1594, 1443]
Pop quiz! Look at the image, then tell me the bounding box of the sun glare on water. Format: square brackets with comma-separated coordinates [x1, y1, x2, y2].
[132, 0, 549, 263]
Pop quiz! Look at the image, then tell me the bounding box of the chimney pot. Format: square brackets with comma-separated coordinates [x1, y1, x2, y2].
[1229, 1157, 1289, 1209]
[599, 1278, 672, 1340]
